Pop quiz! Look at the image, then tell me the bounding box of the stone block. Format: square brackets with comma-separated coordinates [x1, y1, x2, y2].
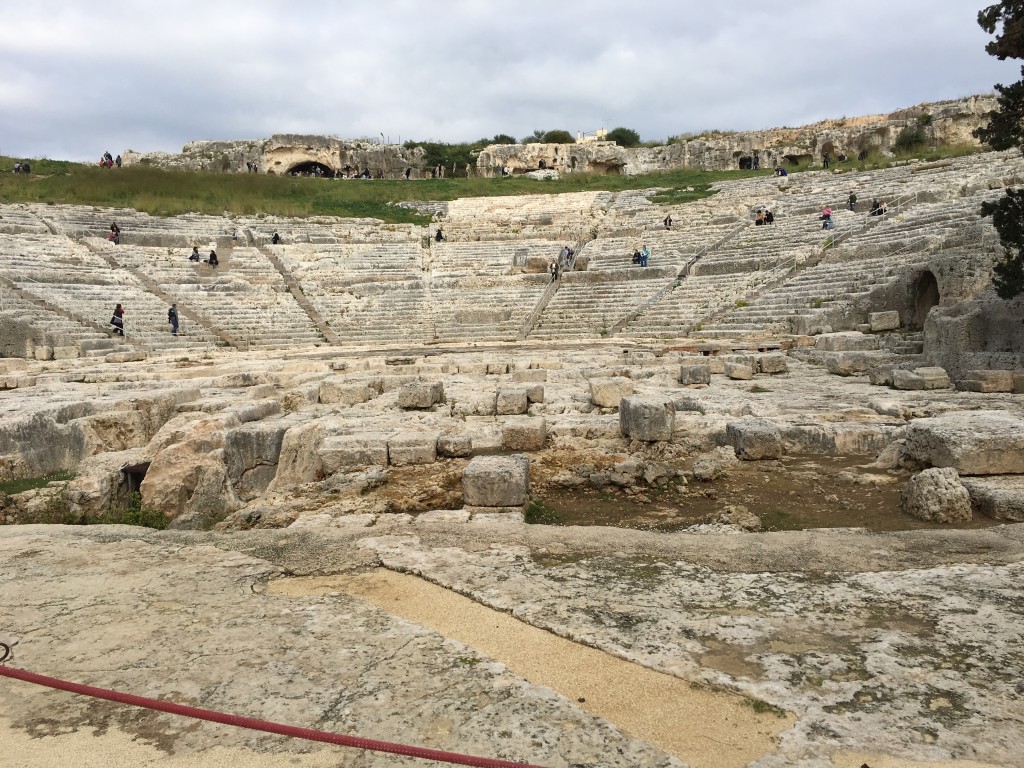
[589, 376, 634, 408]
[319, 377, 378, 406]
[960, 476, 1024, 522]
[387, 432, 438, 466]
[33, 346, 53, 361]
[495, 389, 529, 415]
[620, 396, 675, 441]
[1014, 371, 1024, 394]
[105, 351, 147, 363]
[319, 434, 389, 472]
[380, 374, 420, 393]
[524, 384, 545, 403]
[726, 419, 783, 460]
[397, 381, 444, 409]
[901, 467, 972, 523]
[437, 434, 472, 458]
[959, 370, 1014, 393]
[486, 362, 509, 375]
[869, 311, 901, 332]
[868, 365, 896, 386]
[52, 346, 80, 360]
[679, 364, 711, 385]
[814, 331, 879, 352]
[824, 351, 890, 376]
[914, 367, 951, 390]
[224, 421, 289, 501]
[462, 454, 529, 507]
[904, 410, 1024, 475]
[501, 417, 547, 451]
[756, 354, 788, 374]
[723, 362, 753, 380]
[705, 356, 725, 374]
[511, 369, 547, 383]
[457, 362, 488, 376]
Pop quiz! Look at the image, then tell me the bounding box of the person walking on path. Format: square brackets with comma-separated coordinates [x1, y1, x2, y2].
[848, 192, 857, 212]
[640, 244, 650, 267]
[663, 214, 672, 230]
[111, 304, 125, 336]
[167, 304, 179, 336]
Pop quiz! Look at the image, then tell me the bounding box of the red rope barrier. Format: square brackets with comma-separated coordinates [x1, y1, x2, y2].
[0, 664, 546, 768]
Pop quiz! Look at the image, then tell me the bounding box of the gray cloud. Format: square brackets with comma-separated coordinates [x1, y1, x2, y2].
[0, 0, 1018, 160]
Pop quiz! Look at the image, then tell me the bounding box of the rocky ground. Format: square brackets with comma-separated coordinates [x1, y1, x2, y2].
[3, 339, 1024, 767]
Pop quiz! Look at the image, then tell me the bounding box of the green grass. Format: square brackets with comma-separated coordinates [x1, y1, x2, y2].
[0, 142, 986, 225]
[0, 157, 771, 224]
[0, 471, 74, 496]
[524, 496, 563, 525]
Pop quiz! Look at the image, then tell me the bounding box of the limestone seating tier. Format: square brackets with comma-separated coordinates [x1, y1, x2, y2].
[441, 191, 611, 241]
[430, 275, 549, 342]
[691, 253, 934, 338]
[273, 243, 423, 280]
[300, 278, 431, 344]
[580, 220, 739, 271]
[430, 239, 566, 275]
[619, 265, 794, 339]
[0, 291, 113, 353]
[233, 215, 423, 246]
[0, 205, 50, 235]
[530, 273, 668, 339]
[25, 204, 229, 246]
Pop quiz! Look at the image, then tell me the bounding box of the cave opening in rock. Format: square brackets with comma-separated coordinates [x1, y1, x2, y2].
[287, 161, 337, 178]
[912, 270, 940, 328]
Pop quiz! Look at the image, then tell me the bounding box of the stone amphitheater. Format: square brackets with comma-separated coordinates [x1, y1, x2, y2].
[2, 148, 1024, 768]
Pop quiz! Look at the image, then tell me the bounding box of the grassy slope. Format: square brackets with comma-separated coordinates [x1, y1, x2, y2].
[0, 144, 982, 224]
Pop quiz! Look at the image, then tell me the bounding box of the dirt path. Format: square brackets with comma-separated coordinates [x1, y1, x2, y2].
[270, 569, 793, 768]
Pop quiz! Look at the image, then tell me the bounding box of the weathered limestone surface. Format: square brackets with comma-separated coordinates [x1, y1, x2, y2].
[397, 381, 445, 409]
[723, 362, 753, 381]
[589, 376, 634, 408]
[679, 364, 711, 385]
[319, 433, 389, 472]
[462, 455, 529, 507]
[726, 419, 783, 461]
[901, 467, 972, 523]
[495, 389, 529, 416]
[501, 417, 547, 452]
[869, 310, 901, 332]
[904, 410, 1024, 475]
[620, 396, 675, 441]
[0, 527, 680, 768]
[960, 369, 1014, 393]
[387, 431, 438, 466]
[815, 331, 880, 352]
[961, 476, 1024, 522]
[891, 366, 951, 391]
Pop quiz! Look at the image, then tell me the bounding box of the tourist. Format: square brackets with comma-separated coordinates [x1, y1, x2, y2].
[848, 192, 857, 212]
[870, 200, 886, 217]
[189, 246, 201, 262]
[663, 213, 673, 229]
[820, 206, 834, 230]
[404, 168, 411, 180]
[549, 260, 559, 282]
[640, 244, 650, 267]
[21, 162, 30, 174]
[435, 228, 444, 242]
[765, 209, 775, 224]
[207, 250, 218, 267]
[755, 209, 766, 226]
[774, 166, 788, 177]
[231, 229, 237, 247]
[753, 152, 760, 170]
[13, 162, 21, 174]
[108, 222, 121, 244]
[823, 151, 831, 169]
[167, 304, 179, 336]
[111, 304, 125, 336]
[115, 155, 122, 168]
[631, 248, 642, 265]
[271, 232, 281, 245]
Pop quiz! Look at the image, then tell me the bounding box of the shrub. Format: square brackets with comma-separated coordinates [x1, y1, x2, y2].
[894, 124, 928, 153]
[606, 127, 641, 147]
[541, 130, 575, 144]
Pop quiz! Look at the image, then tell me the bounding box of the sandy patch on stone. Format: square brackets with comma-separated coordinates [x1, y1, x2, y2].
[270, 568, 793, 768]
[833, 752, 1004, 768]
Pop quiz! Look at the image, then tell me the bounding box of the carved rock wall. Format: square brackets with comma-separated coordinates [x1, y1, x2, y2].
[476, 95, 998, 176]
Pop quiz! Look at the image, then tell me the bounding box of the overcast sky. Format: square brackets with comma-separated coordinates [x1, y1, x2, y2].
[1, 1, 1019, 161]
